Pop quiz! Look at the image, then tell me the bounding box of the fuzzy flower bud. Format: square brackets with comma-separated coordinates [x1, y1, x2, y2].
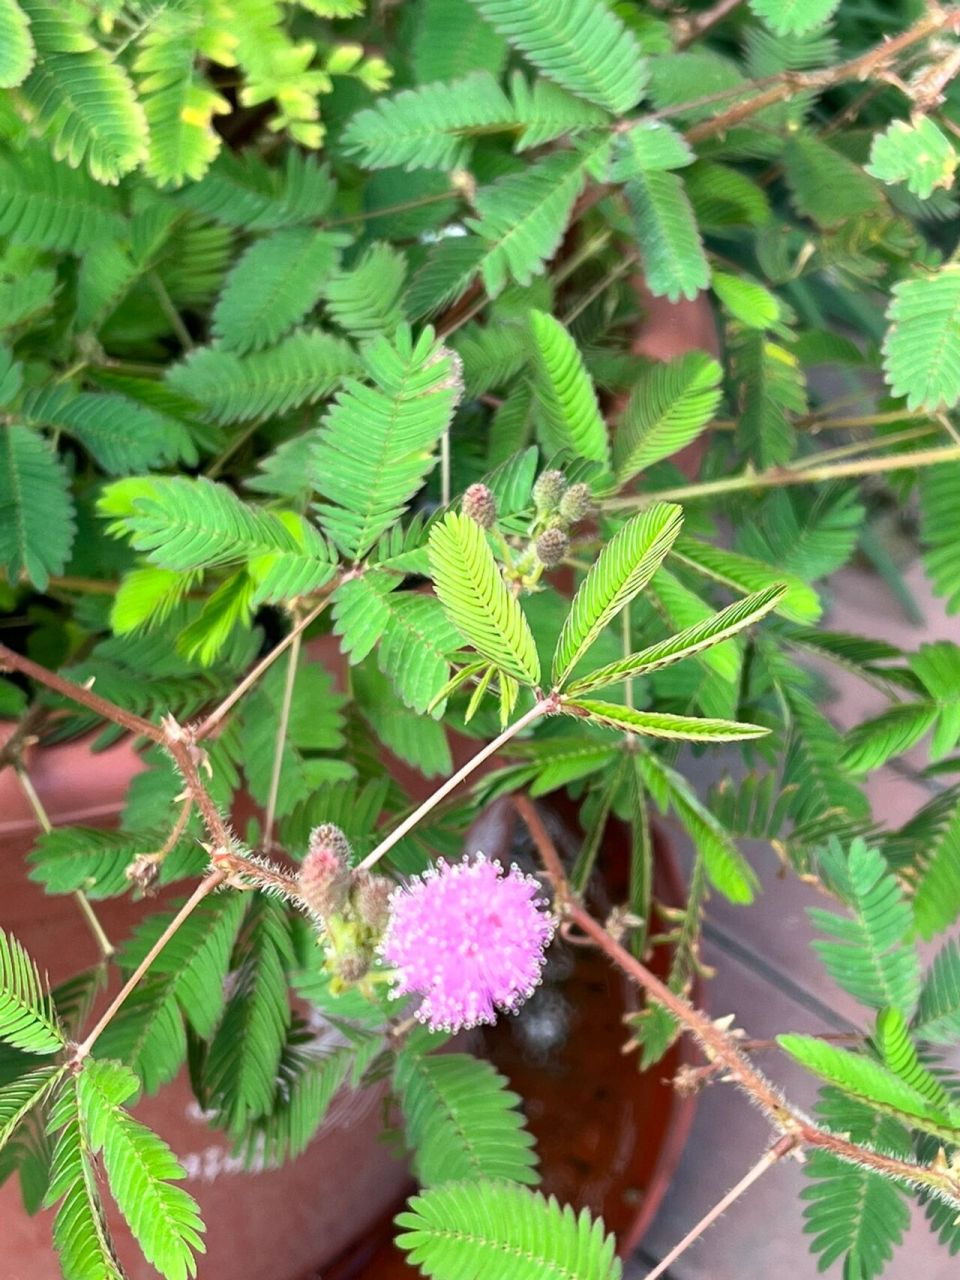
[535, 526, 569, 568]
[532, 469, 566, 514]
[559, 482, 593, 524]
[308, 824, 352, 862]
[462, 483, 497, 529]
[352, 871, 393, 933]
[380, 855, 556, 1032]
[299, 839, 349, 920]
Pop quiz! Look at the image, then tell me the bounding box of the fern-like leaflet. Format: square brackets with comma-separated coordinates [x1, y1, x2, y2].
[76, 1060, 205, 1280]
[395, 1051, 539, 1187]
[397, 1178, 621, 1279]
[312, 326, 461, 560]
[552, 504, 683, 686]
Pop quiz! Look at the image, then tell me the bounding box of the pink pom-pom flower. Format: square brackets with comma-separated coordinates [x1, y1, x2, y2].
[379, 855, 556, 1032]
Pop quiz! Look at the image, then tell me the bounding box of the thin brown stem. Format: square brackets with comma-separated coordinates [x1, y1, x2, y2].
[685, 9, 960, 145]
[43, 576, 120, 595]
[674, 0, 744, 48]
[15, 766, 115, 962]
[205, 418, 264, 480]
[0, 703, 48, 774]
[263, 626, 301, 852]
[643, 1135, 799, 1280]
[515, 797, 960, 1203]
[71, 870, 225, 1063]
[355, 698, 555, 873]
[195, 593, 334, 740]
[0, 643, 164, 743]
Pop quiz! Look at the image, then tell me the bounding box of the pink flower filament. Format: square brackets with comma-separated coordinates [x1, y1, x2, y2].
[379, 855, 556, 1032]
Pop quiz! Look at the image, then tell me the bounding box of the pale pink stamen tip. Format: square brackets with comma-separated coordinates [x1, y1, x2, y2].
[379, 853, 556, 1032]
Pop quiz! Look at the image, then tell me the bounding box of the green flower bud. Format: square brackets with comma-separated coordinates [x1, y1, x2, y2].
[533, 469, 566, 514]
[559, 482, 593, 524]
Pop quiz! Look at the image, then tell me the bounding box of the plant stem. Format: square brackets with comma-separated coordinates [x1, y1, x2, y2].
[354, 697, 554, 873]
[562, 250, 639, 325]
[684, 8, 960, 145]
[440, 429, 452, 508]
[43, 576, 120, 595]
[674, 0, 744, 48]
[514, 796, 960, 1203]
[604, 443, 960, 508]
[782, 424, 938, 469]
[71, 870, 225, 1063]
[642, 1135, 799, 1280]
[148, 271, 194, 351]
[263, 625, 301, 852]
[195, 592, 334, 740]
[551, 228, 614, 286]
[322, 189, 461, 228]
[14, 766, 115, 962]
[205, 417, 264, 480]
[0, 643, 164, 744]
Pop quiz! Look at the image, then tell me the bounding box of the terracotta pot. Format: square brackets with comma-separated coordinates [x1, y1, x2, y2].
[0, 706, 411, 1280]
[323, 794, 699, 1278]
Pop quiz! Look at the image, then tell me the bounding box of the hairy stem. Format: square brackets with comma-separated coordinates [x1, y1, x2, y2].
[604, 443, 960, 508]
[71, 870, 225, 1064]
[685, 8, 960, 144]
[643, 1135, 799, 1280]
[263, 625, 301, 851]
[0, 643, 164, 743]
[514, 796, 960, 1202]
[354, 697, 555, 873]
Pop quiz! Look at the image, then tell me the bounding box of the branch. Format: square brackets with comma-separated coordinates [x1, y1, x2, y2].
[69, 870, 226, 1065]
[642, 1135, 799, 1280]
[514, 796, 960, 1204]
[603, 443, 960, 509]
[194, 592, 334, 741]
[354, 696, 556, 873]
[674, 0, 745, 49]
[0, 643, 164, 743]
[263, 625, 302, 851]
[14, 766, 115, 963]
[685, 8, 960, 144]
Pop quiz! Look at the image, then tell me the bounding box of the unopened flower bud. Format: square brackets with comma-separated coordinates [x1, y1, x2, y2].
[353, 871, 393, 933]
[299, 841, 349, 920]
[532, 469, 566, 514]
[462, 483, 496, 529]
[335, 951, 370, 984]
[308, 824, 352, 862]
[535, 527, 569, 567]
[559, 482, 592, 524]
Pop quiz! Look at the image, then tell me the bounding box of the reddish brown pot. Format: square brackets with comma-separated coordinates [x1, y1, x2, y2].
[323, 795, 699, 1278]
[0, 716, 411, 1280]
